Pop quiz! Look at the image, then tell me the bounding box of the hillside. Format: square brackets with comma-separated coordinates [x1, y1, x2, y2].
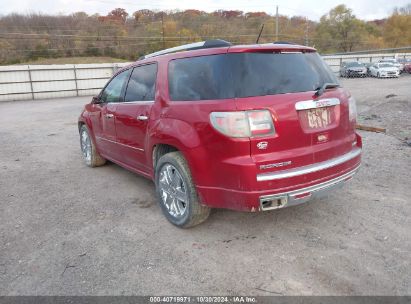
[0, 4, 410, 65]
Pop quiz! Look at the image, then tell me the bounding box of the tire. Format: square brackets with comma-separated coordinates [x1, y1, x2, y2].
[155, 151, 210, 228]
[79, 124, 106, 167]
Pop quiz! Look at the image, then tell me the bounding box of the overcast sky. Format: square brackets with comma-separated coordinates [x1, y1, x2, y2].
[0, 0, 409, 20]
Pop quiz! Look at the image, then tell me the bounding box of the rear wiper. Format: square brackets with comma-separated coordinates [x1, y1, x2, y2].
[314, 82, 339, 98]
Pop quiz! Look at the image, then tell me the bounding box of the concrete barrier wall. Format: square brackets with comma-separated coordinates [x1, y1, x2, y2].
[0, 53, 410, 101]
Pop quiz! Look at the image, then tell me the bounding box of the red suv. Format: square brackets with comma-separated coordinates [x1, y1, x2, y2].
[78, 40, 362, 228]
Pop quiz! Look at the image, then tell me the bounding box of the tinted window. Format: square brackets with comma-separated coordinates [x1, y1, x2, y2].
[100, 69, 131, 103]
[168, 52, 338, 101]
[125, 64, 157, 102]
[347, 62, 362, 67]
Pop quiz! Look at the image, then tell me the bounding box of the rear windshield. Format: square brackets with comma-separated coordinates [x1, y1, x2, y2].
[168, 52, 338, 101]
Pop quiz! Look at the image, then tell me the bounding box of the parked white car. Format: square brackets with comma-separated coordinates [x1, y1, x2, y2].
[378, 59, 404, 72]
[369, 63, 400, 78]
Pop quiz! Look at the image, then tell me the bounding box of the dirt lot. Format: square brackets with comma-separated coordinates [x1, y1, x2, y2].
[0, 75, 410, 296]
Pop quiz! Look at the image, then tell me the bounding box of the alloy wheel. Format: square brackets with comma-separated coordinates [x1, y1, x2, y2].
[81, 130, 92, 163]
[158, 164, 188, 219]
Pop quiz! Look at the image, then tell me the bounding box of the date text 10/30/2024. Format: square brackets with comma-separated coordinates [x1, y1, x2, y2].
[149, 296, 257, 303]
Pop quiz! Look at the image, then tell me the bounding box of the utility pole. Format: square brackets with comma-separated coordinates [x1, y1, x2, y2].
[275, 5, 279, 41]
[305, 17, 309, 46]
[161, 12, 165, 49]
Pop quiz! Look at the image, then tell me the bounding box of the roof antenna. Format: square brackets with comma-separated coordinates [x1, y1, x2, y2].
[256, 24, 265, 44]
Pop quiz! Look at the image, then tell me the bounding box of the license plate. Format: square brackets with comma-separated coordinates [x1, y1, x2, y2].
[306, 107, 332, 129]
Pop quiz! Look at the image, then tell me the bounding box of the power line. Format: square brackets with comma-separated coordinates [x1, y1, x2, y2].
[0, 21, 163, 28]
[0, 35, 382, 49]
[0, 30, 382, 44]
[5, 42, 164, 53]
[0, 19, 287, 29]
[0, 32, 294, 40]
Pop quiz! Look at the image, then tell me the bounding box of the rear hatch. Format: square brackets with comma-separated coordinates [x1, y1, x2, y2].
[224, 49, 356, 176]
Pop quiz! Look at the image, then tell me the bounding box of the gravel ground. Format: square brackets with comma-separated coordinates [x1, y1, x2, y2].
[0, 75, 410, 296]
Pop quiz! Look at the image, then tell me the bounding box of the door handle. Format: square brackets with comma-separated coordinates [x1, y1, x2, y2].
[105, 113, 114, 119]
[137, 115, 148, 121]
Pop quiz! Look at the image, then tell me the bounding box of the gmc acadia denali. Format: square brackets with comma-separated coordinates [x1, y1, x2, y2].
[78, 40, 362, 227]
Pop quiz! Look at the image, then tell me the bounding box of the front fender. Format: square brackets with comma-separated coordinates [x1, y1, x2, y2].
[77, 110, 100, 151]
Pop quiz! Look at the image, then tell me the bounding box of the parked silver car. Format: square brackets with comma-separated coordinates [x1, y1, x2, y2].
[378, 59, 404, 73]
[340, 61, 367, 77]
[369, 63, 400, 78]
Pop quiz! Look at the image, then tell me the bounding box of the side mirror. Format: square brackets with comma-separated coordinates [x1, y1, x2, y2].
[92, 96, 102, 104]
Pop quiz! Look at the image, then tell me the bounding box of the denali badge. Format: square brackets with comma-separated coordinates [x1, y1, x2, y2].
[257, 141, 268, 150]
[260, 161, 292, 170]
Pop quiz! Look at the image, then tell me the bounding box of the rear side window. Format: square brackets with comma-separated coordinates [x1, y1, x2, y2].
[168, 55, 231, 101]
[125, 63, 157, 102]
[168, 52, 338, 101]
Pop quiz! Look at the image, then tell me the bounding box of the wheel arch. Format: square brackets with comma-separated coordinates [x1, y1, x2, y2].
[152, 143, 179, 169]
[78, 115, 100, 154]
[148, 117, 202, 167]
[78, 121, 85, 132]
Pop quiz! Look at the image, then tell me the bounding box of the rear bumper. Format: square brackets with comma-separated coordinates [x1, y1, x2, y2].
[196, 147, 361, 211]
[259, 165, 359, 211]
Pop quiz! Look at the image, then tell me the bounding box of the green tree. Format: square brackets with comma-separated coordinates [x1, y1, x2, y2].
[383, 5, 411, 47]
[315, 5, 367, 53]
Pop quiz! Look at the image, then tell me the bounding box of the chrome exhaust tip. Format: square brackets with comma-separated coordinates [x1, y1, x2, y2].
[260, 196, 288, 211]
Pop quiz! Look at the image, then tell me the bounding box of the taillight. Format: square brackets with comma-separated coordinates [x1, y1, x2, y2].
[210, 110, 275, 138]
[209, 112, 250, 138]
[247, 110, 275, 136]
[348, 96, 357, 123]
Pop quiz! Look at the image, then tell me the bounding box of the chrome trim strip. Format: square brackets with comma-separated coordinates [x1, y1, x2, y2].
[259, 165, 360, 208]
[257, 147, 361, 182]
[107, 100, 155, 105]
[96, 136, 144, 152]
[295, 98, 340, 110]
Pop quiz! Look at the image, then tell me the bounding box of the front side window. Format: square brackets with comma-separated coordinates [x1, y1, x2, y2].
[125, 63, 157, 102]
[100, 69, 131, 103]
[168, 52, 338, 101]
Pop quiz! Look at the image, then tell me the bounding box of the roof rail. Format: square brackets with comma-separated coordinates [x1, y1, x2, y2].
[273, 41, 297, 45]
[140, 39, 232, 60]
